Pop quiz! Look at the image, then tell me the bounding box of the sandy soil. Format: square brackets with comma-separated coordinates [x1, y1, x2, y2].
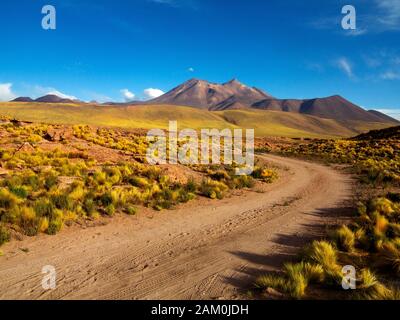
[0, 155, 352, 300]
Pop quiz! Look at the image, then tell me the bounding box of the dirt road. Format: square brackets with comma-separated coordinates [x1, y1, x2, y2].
[0, 155, 352, 300]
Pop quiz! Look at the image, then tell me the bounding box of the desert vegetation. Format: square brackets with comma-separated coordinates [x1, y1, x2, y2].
[256, 195, 400, 299]
[255, 126, 400, 300]
[0, 120, 277, 249]
[279, 126, 400, 186]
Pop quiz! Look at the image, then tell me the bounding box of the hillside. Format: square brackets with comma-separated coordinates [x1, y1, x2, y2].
[0, 102, 395, 138]
[8, 79, 399, 128]
[352, 125, 400, 140]
[367, 110, 399, 123]
[253, 95, 398, 123]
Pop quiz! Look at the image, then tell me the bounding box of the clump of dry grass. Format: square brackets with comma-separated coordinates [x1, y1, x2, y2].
[331, 225, 355, 252]
[0, 224, 10, 246]
[255, 261, 325, 299]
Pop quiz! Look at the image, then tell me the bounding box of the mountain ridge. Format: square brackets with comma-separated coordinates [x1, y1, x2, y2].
[148, 79, 399, 124]
[9, 78, 399, 125]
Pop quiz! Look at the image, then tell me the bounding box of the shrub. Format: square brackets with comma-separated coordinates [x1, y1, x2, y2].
[300, 262, 325, 283]
[210, 170, 230, 181]
[252, 167, 278, 183]
[184, 178, 197, 193]
[255, 273, 288, 293]
[19, 206, 38, 236]
[128, 176, 149, 188]
[255, 262, 323, 299]
[376, 242, 400, 274]
[355, 269, 399, 300]
[34, 199, 55, 218]
[44, 174, 58, 190]
[354, 227, 370, 250]
[143, 167, 161, 181]
[9, 186, 28, 199]
[283, 263, 309, 299]
[126, 206, 137, 215]
[0, 225, 10, 246]
[105, 204, 115, 216]
[38, 217, 49, 233]
[23, 174, 40, 191]
[369, 198, 395, 216]
[200, 179, 228, 199]
[83, 197, 96, 215]
[93, 171, 107, 185]
[303, 241, 338, 268]
[332, 225, 355, 252]
[358, 268, 378, 289]
[176, 188, 195, 203]
[0, 188, 20, 209]
[99, 192, 114, 207]
[302, 241, 341, 283]
[151, 189, 175, 210]
[69, 183, 85, 201]
[374, 214, 389, 239]
[233, 175, 255, 189]
[51, 193, 74, 210]
[47, 209, 64, 235]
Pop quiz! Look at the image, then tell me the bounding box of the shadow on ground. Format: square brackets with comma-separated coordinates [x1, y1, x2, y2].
[223, 205, 354, 297]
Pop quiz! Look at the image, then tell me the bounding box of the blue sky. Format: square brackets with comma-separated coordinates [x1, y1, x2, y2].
[0, 0, 399, 117]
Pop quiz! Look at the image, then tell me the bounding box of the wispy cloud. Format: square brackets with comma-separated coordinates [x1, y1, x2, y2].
[381, 70, 400, 80]
[0, 83, 17, 101]
[336, 58, 354, 79]
[376, 0, 400, 30]
[361, 49, 400, 81]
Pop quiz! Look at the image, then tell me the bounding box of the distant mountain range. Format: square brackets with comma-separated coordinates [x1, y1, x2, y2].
[148, 79, 398, 123]
[12, 94, 81, 104]
[10, 78, 399, 125]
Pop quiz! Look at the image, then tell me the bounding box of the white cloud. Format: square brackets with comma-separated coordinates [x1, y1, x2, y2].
[143, 88, 165, 100]
[336, 58, 354, 78]
[188, 67, 195, 72]
[120, 89, 135, 102]
[381, 71, 400, 80]
[0, 83, 17, 101]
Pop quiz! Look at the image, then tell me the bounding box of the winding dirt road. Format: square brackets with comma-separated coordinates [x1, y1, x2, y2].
[0, 155, 352, 300]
